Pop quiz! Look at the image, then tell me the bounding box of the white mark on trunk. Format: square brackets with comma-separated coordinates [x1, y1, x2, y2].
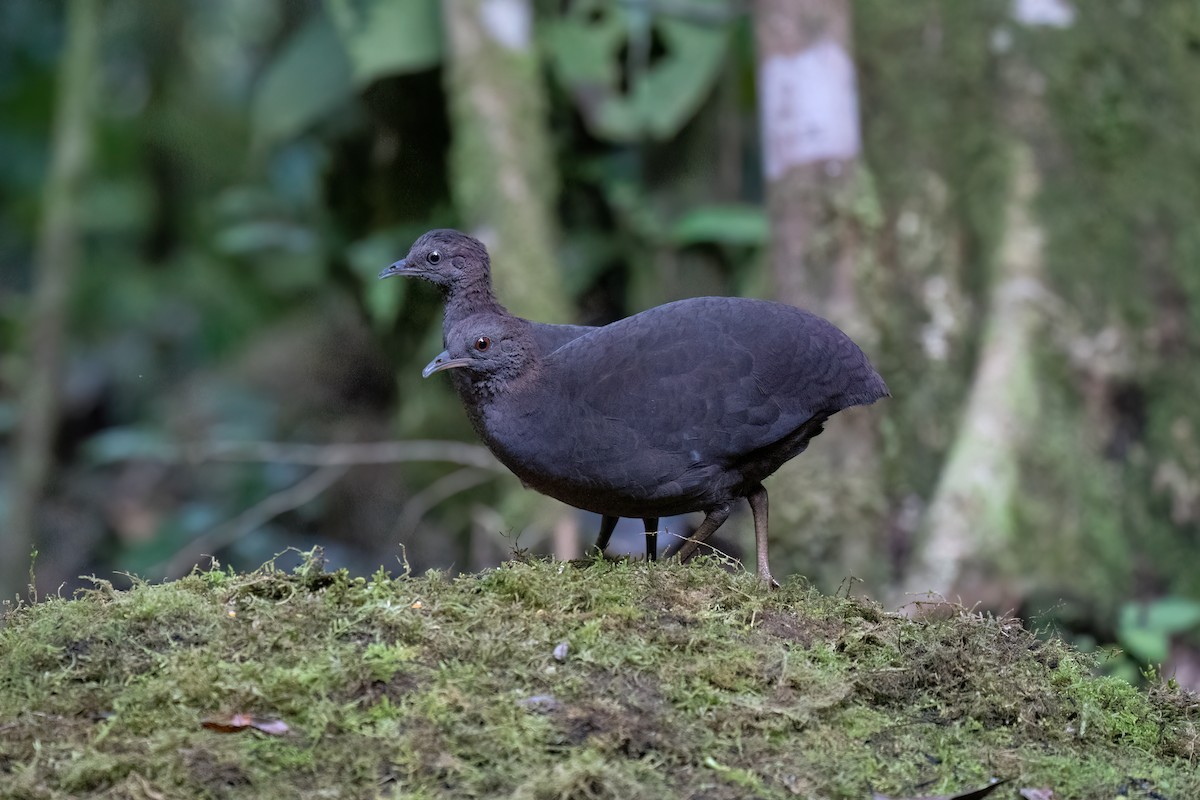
[480, 0, 532, 51]
[759, 38, 861, 180]
[1013, 0, 1075, 28]
[920, 275, 959, 362]
[990, 26, 1014, 53]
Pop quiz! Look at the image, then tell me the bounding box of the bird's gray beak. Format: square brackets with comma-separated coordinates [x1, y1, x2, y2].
[378, 257, 416, 280]
[422, 350, 472, 378]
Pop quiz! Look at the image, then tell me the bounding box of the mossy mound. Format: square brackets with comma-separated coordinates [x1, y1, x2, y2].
[0, 556, 1196, 799]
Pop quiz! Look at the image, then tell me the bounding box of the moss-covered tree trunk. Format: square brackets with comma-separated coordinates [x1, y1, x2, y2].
[752, 0, 887, 588]
[2, 0, 100, 601]
[851, 3, 1200, 622]
[900, 10, 1068, 608]
[441, 0, 571, 324]
[755, 0, 867, 329]
[441, 0, 577, 559]
[900, 143, 1044, 607]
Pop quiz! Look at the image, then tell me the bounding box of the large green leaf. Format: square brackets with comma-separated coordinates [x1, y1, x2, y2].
[544, 0, 730, 142]
[346, 229, 412, 330]
[671, 205, 768, 246]
[252, 11, 355, 148]
[1117, 598, 1200, 664]
[1136, 598, 1200, 633]
[324, 0, 443, 85]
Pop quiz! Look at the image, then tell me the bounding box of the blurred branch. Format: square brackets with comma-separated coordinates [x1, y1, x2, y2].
[153, 441, 507, 578]
[2, 0, 101, 601]
[181, 440, 504, 471]
[158, 464, 351, 579]
[391, 466, 496, 538]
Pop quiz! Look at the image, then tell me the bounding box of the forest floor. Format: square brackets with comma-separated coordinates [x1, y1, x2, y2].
[0, 554, 1196, 800]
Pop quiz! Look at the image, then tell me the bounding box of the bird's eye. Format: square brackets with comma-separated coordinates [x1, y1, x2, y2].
[427, 250, 441, 265]
[474, 337, 491, 352]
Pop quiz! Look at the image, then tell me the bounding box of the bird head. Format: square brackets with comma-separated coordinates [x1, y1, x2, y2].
[422, 314, 538, 392]
[378, 229, 491, 291]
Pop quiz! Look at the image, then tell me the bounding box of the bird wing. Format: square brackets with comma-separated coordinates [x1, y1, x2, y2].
[552, 297, 886, 469]
[528, 321, 600, 355]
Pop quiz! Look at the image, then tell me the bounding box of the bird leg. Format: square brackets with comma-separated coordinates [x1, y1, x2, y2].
[593, 515, 619, 556]
[746, 484, 779, 588]
[642, 517, 659, 562]
[672, 503, 733, 563]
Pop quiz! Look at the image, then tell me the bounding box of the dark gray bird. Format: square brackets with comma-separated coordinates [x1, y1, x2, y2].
[422, 298, 889, 586]
[379, 230, 662, 559]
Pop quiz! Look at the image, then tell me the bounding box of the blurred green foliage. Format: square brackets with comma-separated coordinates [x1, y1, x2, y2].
[545, 0, 730, 141]
[1, 0, 762, 592]
[1118, 598, 1200, 666]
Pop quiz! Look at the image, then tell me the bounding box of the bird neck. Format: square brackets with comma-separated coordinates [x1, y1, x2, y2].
[467, 360, 552, 469]
[470, 357, 543, 402]
[444, 277, 508, 328]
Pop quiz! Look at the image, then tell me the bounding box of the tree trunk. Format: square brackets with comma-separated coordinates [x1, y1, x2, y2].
[899, 11, 1063, 608]
[441, 0, 571, 324]
[752, 0, 886, 588]
[899, 143, 1045, 608]
[754, 0, 867, 331]
[2, 0, 101, 601]
[441, 0, 575, 560]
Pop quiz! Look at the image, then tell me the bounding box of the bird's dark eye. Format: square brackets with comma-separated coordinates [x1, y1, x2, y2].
[474, 337, 491, 352]
[427, 250, 441, 265]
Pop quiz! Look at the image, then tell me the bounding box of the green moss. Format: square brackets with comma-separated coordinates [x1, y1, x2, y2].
[0, 555, 1195, 799]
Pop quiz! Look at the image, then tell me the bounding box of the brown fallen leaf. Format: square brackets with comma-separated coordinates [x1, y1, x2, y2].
[201, 713, 289, 736]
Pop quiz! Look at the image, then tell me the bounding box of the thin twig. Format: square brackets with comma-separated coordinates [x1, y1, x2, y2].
[181, 440, 503, 471]
[663, 528, 734, 563]
[392, 467, 497, 537]
[158, 464, 350, 578]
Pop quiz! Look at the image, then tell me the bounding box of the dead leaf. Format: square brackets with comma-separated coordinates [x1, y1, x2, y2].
[201, 713, 289, 735]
